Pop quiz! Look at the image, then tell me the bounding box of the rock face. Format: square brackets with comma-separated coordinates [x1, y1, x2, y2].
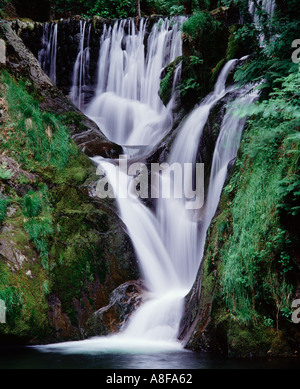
[178, 257, 216, 352]
[86, 280, 147, 336]
[17, 18, 102, 98]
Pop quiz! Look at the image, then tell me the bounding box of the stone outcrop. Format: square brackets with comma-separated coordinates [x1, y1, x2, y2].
[85, 280, 147, 336]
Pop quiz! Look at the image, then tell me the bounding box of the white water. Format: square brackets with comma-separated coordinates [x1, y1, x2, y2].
[37, 19, 257, 354]
[156, 59, 239, 291]
[84, 17, 184, 146]
[70, 20, 92, 109]
[38, 23, 58, 84]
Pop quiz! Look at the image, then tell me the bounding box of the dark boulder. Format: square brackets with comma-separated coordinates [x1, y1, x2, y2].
[85, 280, 147, 336]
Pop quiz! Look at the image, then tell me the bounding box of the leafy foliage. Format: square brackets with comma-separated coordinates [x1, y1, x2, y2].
[181, 10, 215, 39]
[218, 65, 300, 328]
[179, 10, 228, 107]
[53, 0, 136, 18]
[0, 0, 9, 11]
[146, 0, 186, 15]
[221, 0, 300, 97]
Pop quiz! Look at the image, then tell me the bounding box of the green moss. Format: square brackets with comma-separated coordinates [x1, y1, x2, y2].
[61, 111, 87, 132]
[179, 11, 229, 109]
[51, 230, 108, 323]
[160, 67, 174, 106]
[0, 67, 109, 341]
[211, 58, 226, 83]
[226, 25, 249, 61]
[227, 321, 274, 357]
[160, 56, 183, 106]
[0, 259, 51, 341]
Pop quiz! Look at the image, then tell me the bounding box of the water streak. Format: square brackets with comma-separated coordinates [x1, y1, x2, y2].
[70, 20, 92, 109]
[38, 22, 58, 84]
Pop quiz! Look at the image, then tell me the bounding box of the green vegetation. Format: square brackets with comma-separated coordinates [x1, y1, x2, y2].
[0, 70, 81, 340]
[222, 67, 299, 322]
[1, 71, 78, 171]
[22, 186, 54, 271]
[0, 163, 13, 180]
[178, 10, 228, 108]
[221, 0, 300, 95]
[0, 0, 9, 13]
[51, 0, 193, 19]
[203, 64, 300, 356]
[53, 0, 136, 19]
[160, 56, 182, 105]
[0, 197, 8, 224]
[51, 0, 193, 18]
[5, 0, 223, 20]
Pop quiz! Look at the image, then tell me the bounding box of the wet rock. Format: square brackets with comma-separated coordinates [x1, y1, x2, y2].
[81, 140, 123, 159]
[85, 280, 147, 336]
[48, 295, 79, 340]
[0, 229, 29, 272]
[210, 6, 229, 19]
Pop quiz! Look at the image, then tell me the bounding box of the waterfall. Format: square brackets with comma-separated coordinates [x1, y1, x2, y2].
[70, 20, 92, 110]
[248, 0, 276, 46]
[38, 22, 58, 84]
[197, 85, 259, 261]
[37, 19, 258, 353]
[248, 0, 276, 22]
[152, 60, 241, 292]
[90, 59, 258, 347]
[85, 17, 184, 146]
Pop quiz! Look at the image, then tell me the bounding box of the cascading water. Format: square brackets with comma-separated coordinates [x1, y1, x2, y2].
[84, 17, 184, 146]
[248, 0, 276, 47]
[38, 22, 58, 84]
[197, 85, 259, 261]
[248, 0, 276, 21]
[70, 20, 92, 110]
[36, 18, 258, 354]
